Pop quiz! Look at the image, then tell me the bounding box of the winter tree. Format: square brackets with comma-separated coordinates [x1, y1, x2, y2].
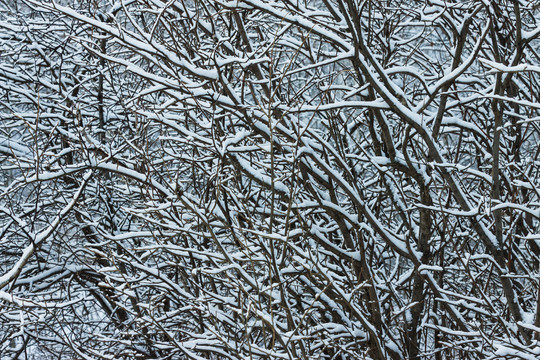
[0, 0, 539, 359]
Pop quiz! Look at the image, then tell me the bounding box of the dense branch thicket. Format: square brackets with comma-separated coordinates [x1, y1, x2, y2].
[0, 0, 539, 359]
